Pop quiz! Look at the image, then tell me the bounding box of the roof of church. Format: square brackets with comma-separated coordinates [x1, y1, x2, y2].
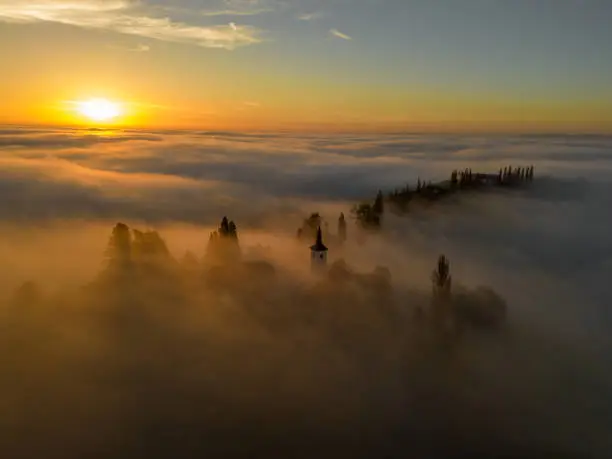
[310, 227, 328, 251]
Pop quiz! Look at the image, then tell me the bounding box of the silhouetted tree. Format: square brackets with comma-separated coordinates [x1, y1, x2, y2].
[451, 170, 458, 187]
[432, 254, 452, 300]
[228, 220, 238, 239]
[133, 230, 170, 260]
[352, 203, 380, 229]
[373, 190, 384, 216]
[338, 212, 347, 243]
[206, 217, 241, 264]
[219, 217, 230, 236]
[105, 222, 132, 269]
[431, 254, 455, 338]
[298, 213, 323, 240]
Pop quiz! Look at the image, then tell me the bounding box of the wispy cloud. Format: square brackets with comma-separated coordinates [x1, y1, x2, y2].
[330, 28, 352, 41]
[0, 0, 263, 50]
[134, 43, 150, 52]
[123, 43, 150, 52]
[107, 42, 150, 52]
[199, 0, 280, 17]
[200, 8, 273, 17]
[298, 12, 322, 21]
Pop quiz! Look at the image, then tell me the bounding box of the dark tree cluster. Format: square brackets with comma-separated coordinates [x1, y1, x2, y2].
[421, 254, 507, 342]
[497, 165, 535, 185]
[297, 213, 323, 241]
[455, 168, 477, 188]
[352, 190, 384, 230]
[12, 218, 509, 362]
[388, 176, 447, 209]
[104, 223, 173, 273]
[338, 212, 347, 243]
[380, 165, 537, 222]
[297, 212, 348, 246]
[206, 216, 241, 264]
[101, 217, 243, 282]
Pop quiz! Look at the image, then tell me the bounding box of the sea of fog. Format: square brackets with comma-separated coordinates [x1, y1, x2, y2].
[1, 127, 611, 458]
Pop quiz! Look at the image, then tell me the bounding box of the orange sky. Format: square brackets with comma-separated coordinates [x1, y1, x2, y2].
[1, 1, 611, 133]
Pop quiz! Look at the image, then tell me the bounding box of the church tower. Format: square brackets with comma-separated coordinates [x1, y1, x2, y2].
[310, 226, 328, 271]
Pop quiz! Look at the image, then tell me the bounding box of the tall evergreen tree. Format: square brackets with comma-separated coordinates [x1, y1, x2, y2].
[228, 220, 237, 239]
[373, 190, 384, 216]
[432, 255, 452, 301]
[301, 213, 322, 240]
[219, 217, 230, 236]
[338, 212, 347, 243]
[352, 203, 380, 229]
[106, 223, 132, 268]
[206, 216, 241, 264]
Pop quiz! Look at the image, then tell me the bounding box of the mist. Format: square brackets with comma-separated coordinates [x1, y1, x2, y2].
[1, 127, 611, 458]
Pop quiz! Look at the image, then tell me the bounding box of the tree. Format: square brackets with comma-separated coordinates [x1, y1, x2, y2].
[299, 213, 322, 240]
[206, 217, 241, 264]
[105, 222, 132, 268]
[431, 254, 454, 336]
[373, 190, 384, 216]
[219, 216, 230, 236]
[228, 220, 237, 239]
[352, 203, 380, 229]
[132, 229, 172, 275]
[338, 212, 347, 243]
[432, 255, 452, 301]
[451, 170, 458, 187]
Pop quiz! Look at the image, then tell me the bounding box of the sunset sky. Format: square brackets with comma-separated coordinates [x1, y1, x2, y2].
[1, 0, 611, 132]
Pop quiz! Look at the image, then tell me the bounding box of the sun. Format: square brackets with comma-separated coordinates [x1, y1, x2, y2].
[76, 98, 122, 122]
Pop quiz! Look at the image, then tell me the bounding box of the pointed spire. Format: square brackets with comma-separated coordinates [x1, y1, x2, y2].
[311, 226, 328, 251]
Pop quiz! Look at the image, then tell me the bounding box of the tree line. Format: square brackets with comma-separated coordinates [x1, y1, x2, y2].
[354, 165, 536, 229]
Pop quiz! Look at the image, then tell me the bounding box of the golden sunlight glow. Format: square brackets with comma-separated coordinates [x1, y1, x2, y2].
[76, 98, 122, 122]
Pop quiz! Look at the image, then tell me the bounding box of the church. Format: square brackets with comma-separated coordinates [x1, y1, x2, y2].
[310, 226, 328, 272]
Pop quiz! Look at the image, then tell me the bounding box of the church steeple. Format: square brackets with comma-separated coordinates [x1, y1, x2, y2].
[310, 226, 328, 271]
[311, 226, 328, 251]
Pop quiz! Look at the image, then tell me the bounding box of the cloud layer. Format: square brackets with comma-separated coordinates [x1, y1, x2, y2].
[1, 127, 612, 225]
[1, 126, 612, 458]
